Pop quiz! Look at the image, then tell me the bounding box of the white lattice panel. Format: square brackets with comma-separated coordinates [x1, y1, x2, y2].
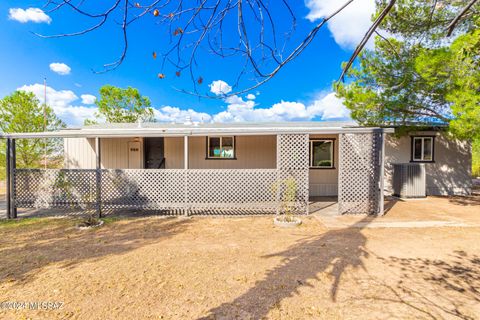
[277, 134, 309, 170]
[277, 134, 309, 214]
[338, 133, 382, 214]
[187, 169, 278, 210]
[13, 133, 312, 215]
[14, 169, 96, 208]
[101, 169, 186, 209]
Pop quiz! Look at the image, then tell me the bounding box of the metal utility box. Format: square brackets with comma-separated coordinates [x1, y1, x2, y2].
[393, 163, 426, 198]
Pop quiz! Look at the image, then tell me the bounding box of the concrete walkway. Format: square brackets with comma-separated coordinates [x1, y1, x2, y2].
[313, 198, 480, 229]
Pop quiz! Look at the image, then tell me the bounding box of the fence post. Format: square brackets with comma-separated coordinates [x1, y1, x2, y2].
[275, 135, 280, 215]
[6, 139, 11, 219]
[184, 135, 189, 216]
[10, 139, 17, 218]
[378, 131, 385, 216]
[95, 137, 102, 218]
[337, 134, 343, 215]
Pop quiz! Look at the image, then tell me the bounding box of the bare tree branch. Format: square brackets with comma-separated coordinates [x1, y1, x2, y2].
[338, 0, 397, 82]
[446, 0, 478, 36]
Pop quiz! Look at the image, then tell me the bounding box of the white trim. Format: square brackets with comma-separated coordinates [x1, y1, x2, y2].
[309, 139, 334, 168]
[0, 127, 394, 139]
[412, 137, 433, 161]
[207, 136, 235, 159]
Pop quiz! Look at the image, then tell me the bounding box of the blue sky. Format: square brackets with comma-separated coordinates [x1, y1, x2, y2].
[0, 0, 375, 126]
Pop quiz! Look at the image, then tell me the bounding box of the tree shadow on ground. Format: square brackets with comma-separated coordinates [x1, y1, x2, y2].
[448, 194, 480, 206]
[0, 217, 192, 285]
[383, 196, 400, 215]
[199, 216, 372, 319]
[367, 250, 480, 319]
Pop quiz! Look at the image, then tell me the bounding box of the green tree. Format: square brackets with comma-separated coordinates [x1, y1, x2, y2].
[0, 91, 65, 168]
[85, 85, 155, 124]
[336, 1, 479, 139]
[337, 1, 479, 176]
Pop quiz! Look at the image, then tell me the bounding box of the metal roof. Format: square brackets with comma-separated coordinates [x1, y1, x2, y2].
[0, 121, 395, 139]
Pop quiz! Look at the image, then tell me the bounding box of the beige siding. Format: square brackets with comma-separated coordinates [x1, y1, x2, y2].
[385, 132, 472, 196]
[309, 134, 339, 196]
[101, 138, 144, 169]
[64, 138, 96, 169]
[164, 137, 184, 169]
[64, 137, 144, 169]
[165, 135, 277, 169]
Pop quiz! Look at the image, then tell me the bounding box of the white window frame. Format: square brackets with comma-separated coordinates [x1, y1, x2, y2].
[207, 136, 235, 159]
[309, 139, 334, 168]
[412, 136, 434, 162]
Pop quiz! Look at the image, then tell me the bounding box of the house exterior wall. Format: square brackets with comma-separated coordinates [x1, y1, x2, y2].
[164, 135, 277, 169]
[64, 138, 96, 169]
[385, 132, 472, 196]
[64, 137, 144, 169]
[63, 130, 471, 197]
[309, 134, 339, 197]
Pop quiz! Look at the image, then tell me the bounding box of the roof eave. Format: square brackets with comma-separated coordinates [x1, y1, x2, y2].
[0, 126, 395, 139]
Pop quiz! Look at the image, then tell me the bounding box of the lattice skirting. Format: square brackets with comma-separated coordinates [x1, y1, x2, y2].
[338, 133, 382, 214]
[12, 133, 311, 215]
[13, 168, 310, 214]
[14, 169, 97, 209]
[277, 134, 310, 214]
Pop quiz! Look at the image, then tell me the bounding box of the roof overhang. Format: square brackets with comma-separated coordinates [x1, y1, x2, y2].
[0, 126, 395, 139]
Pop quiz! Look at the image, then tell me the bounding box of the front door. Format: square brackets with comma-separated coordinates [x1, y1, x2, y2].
[144, 137, 165, 169]
[128, 141, 142, 169]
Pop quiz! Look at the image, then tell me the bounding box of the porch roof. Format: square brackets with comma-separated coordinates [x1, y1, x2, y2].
[0, 121, 394, 139]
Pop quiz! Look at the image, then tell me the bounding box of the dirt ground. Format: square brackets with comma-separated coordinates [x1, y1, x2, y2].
[0, 198, 479, 319]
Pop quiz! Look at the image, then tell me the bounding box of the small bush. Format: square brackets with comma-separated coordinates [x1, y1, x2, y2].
[473, 139, 480, 178]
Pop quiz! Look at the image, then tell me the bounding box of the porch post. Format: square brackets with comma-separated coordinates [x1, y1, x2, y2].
[378, 131, 386, 216]
[275, 134, 280, 215]
[184, 135, 189, 216]
[95, 137, 102, 218]
[337, 134, 343, 215]
[10, 139, 17, 218]
[5, 139, 11, 219]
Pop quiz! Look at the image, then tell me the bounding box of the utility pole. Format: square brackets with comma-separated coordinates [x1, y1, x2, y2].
[44, 78, 47, 169]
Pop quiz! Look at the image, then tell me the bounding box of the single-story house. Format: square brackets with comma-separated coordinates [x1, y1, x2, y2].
[2, 121, 471, 218]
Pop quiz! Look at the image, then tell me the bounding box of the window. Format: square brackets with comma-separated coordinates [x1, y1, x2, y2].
[310, 139, 334, 168]
[412, 136, 434, 162]
[207, 136, 235, 159]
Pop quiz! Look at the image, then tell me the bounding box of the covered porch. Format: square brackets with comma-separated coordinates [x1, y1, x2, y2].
[2, 123, 392, 218]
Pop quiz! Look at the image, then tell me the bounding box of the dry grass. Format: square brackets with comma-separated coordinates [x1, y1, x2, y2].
[0, 199, 479, 320]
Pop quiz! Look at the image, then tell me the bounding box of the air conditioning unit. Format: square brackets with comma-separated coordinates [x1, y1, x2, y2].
[393, 163, 426, 198]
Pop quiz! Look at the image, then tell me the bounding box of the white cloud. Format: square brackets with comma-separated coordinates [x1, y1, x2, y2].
[305, 0, 376, 49]
[8, 8, 51, 24]
[209, 80, 232, 96]
[211, 92, 350, 123]
[81, 94, 96, 105]
[246, 94, 256, 100]
[18, 84, 97, 126]
[153, 106, 212, 123]
[306, 92, 351, 120]
[49, 63, 71, 75]
[16, 83, 349, 126]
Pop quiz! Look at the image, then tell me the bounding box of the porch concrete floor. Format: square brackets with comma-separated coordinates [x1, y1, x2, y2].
[0, 196, 337, 218]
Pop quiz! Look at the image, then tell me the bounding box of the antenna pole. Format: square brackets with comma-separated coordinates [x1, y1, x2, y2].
[44, 78, 47, 169]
